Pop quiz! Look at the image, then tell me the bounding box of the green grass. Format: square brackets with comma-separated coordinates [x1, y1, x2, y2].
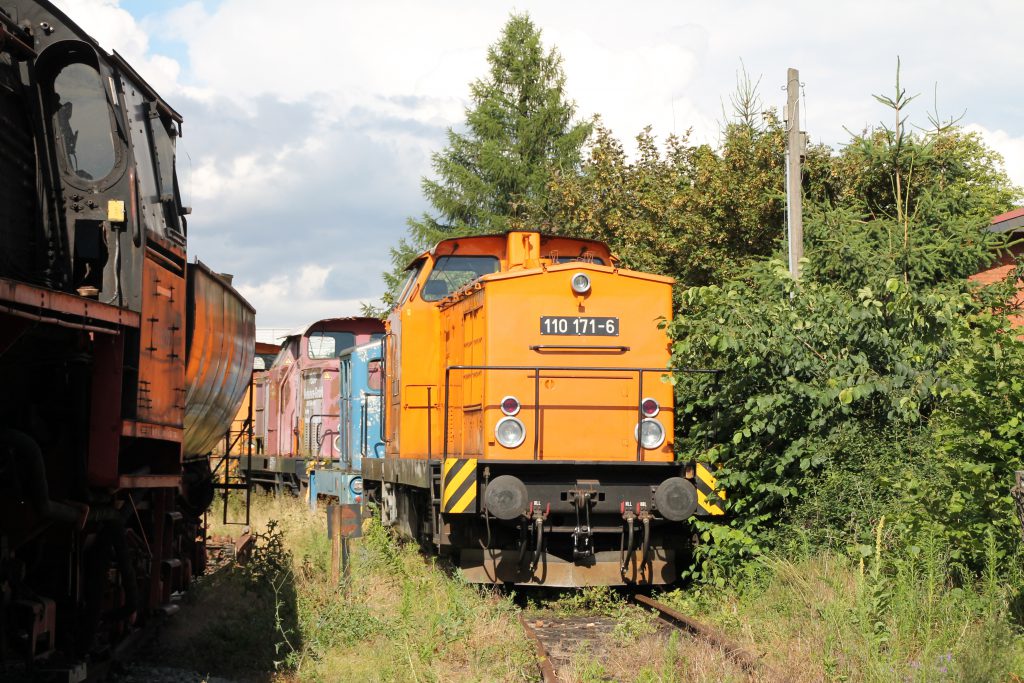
[659, 524, 1024, 682]
[180, 493, 1024, 682]
[183, 492, 535, 682]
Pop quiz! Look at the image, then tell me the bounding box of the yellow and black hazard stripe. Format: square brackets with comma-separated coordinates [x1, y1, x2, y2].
[694, 462, 726, 516]
[442, 458, 478, 514]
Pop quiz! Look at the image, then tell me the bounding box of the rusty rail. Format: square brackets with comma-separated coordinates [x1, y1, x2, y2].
[633, 594, 763, 673]
[518, 614, 558, 683]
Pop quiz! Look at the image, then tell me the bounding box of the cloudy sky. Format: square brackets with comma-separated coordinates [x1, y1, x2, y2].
[52, 0, 1024, 332]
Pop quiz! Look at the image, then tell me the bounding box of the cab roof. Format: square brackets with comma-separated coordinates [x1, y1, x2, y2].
[405, 231, 615, 270]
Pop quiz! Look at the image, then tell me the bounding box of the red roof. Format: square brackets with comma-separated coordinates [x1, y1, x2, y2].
[989, 207, 1024, 233]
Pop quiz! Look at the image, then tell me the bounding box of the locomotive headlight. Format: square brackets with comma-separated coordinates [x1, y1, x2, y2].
[495, 417, 526, 448]
[634, 418, 665, 449]
[570, 272, 591, 294]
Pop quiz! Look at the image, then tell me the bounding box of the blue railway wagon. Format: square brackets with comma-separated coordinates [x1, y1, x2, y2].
[309, 340, 385, 508]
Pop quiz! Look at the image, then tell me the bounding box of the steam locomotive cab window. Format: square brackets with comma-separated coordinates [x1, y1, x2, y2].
[307, 331, 356, 359]
[146, 106, 184, 237]
[53, 63, 116, 181]
[123, 79, 184, 240]
[421, 255, 499, 301]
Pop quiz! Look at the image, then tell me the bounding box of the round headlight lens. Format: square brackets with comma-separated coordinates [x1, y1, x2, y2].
[571, 272, 591, 294]
[500, 395, 521, 416]
[641, 397, 660, 418]
[635, 418, 665, 450]
[495, 417, 526, 448]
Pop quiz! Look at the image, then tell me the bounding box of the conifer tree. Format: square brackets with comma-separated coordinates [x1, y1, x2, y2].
[380, 13, 590, 305]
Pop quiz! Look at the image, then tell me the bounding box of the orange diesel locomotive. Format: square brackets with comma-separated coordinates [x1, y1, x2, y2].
[363, 232, 723, 587]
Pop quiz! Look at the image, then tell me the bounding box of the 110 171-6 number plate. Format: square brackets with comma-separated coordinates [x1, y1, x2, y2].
[540, 316, 618, 336]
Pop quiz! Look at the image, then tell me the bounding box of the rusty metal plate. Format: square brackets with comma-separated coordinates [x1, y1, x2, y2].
[182, 261, 255, 457]
[326, 503, 362, 539]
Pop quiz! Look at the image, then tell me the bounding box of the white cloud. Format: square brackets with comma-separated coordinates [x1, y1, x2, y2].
[54, 0, 182, 95]
[966, 124, 1024, 194]
[236, 266, 378, 330]
[49, 0, 1024, 329]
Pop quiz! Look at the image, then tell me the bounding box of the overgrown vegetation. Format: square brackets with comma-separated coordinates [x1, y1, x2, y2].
[158, 494, 534, 682]
[662, 522, 1024, 681]
[669, 79, 1022, 576]
[538, 82, 787, 290]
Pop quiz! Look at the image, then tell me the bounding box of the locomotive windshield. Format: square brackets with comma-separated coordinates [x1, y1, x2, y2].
[52, 63, 116, 181]
[421, 255, 499, 301]
[307, 331, 356, 359]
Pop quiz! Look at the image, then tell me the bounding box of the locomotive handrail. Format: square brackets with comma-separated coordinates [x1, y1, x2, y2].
[307, 413, 339, 459]
[381, 334, 391, 445]
[441, 364, 721, 461]
[528, 344, 630, 352]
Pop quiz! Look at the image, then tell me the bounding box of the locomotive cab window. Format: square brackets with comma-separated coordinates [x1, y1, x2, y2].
[146, 106, 185, 237]
[396, 261, 423, 304]
[51, 62, 116, 181]
[367, 360, 383, 392]
[307, 331, 356, 359]
[421, 255, 499, 301]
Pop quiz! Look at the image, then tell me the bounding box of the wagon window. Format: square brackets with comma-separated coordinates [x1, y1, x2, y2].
[421, 255, 499, 301]
[52, 63, 116, 181]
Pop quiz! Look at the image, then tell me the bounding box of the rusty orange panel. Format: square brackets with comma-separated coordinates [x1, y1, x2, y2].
[137, 252, 186, 426]
[182, 261, 256, 458]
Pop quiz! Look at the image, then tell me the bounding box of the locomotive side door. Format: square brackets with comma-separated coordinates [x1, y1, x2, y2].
[300, 368, 323, 459]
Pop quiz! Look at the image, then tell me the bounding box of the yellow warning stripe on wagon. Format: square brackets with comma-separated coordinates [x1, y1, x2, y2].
[695, 462, 726, 515]
[442, 458, 478, 513]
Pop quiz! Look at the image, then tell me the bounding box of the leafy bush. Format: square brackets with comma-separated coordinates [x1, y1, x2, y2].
[665, 74, 1023, 581]
[672, 256, 1024, 577]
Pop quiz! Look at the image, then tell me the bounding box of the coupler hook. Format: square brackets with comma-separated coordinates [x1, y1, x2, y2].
[572, 492, 594, 561]
[638, 503, 653, 580]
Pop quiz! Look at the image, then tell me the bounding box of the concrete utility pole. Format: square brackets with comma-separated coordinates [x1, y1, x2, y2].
[785, 67, 804, 280]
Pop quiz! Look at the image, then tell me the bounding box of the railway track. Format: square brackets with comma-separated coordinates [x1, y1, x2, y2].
[520, 594, 769, 682]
